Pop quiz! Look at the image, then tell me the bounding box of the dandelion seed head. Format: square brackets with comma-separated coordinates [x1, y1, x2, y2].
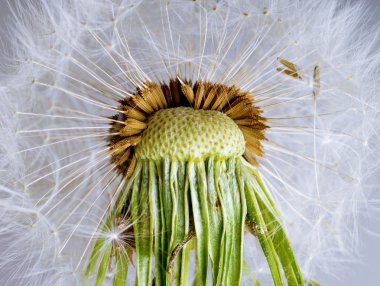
[0, 0, 379, 285]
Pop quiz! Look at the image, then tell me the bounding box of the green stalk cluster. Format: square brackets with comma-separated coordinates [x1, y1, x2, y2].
[86, 157, 304, 286]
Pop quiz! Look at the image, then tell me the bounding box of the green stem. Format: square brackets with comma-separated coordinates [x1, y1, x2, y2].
[131, 160, 153, 286]
[113, 248, 129, 286]
[84, 157, 305, 286]
[94, 242, 113, 286]
[188, 161, 209, 285]
[241, 158, 304, 286]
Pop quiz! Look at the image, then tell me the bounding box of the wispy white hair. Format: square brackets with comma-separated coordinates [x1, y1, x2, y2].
[0, 0, 379, 285]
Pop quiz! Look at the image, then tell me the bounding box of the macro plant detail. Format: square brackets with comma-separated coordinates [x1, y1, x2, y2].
[109, 78, 267, 173]
[0, 1, 379, 286]
[90, 77, 303, 285]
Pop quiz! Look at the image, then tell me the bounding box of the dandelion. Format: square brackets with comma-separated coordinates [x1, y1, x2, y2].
[0, 1, 379, 286]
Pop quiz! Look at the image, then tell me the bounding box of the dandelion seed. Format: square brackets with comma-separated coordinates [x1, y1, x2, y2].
[0, 1, 379, 286]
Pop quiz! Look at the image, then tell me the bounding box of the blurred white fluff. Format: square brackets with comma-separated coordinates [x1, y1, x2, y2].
[0, 0, 379, 285]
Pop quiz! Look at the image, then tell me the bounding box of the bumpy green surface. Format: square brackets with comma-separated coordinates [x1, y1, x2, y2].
[135, 107, 245, 161]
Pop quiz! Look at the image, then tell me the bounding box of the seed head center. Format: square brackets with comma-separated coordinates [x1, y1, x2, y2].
[135, 107, 245, 161]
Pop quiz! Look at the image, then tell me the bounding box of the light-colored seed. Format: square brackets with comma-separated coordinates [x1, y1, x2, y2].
[181, 83, 195, 105]
[119, 127, 143, 137]
[210, 87, 228, 110]
[313, 65, 320, 99]
[125, 118, 147, 130]
[276, 68, 302, 80]
[202, 85, 217, 109]
[122, 106, 147, 121]
[245, 141, 264, 156]
[277, 57, 299, 72]
[116, 148, 131, 167]
[194, 82, 205, 109]
[244, 149, 258, 165]
[133, 95, 155, 114]
[125, 155, 137, 178]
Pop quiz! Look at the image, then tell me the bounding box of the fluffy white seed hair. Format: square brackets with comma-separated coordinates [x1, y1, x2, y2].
[0, 0, 379, 285]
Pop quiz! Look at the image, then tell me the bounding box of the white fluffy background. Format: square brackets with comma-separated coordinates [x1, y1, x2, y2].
[0, 0, 379, 285]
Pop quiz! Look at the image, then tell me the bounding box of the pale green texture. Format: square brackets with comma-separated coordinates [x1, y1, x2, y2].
[135, 107, 245, 161]
[86, 157, 305, 286]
